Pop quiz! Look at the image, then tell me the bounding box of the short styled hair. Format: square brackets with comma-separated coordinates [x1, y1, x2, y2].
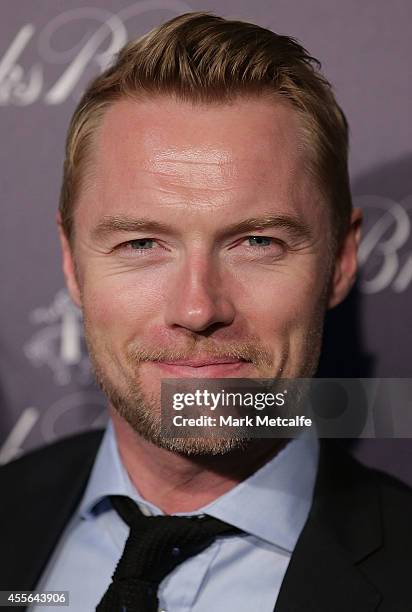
[59, 11, 352, 247]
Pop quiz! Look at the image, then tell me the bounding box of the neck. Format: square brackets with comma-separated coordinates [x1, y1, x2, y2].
[110, 408, 286, 514]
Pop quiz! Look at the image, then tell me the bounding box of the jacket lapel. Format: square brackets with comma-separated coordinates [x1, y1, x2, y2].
[274, 440, 383, 612]
[274, 515, 382, 611]
[0, 429, 104, 591]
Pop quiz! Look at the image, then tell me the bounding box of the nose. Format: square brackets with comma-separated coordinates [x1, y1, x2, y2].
[164, 252, 235, 333]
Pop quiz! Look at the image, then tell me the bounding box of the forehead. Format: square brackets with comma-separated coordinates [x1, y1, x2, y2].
[95, 94, 303, 173]
[77, 94, 320, 227]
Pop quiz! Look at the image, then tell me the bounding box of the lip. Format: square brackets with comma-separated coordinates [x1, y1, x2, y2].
[161, 357, 246, 367]
[152, 358, 251, 378]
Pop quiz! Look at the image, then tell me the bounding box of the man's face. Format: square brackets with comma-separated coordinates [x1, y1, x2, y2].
[61, 95, 359, 453]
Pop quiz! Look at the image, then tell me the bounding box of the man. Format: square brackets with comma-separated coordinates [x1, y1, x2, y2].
[1, 11, 412, 612]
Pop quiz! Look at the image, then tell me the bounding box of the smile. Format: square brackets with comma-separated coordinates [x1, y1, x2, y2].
[151, 358, 251, 377]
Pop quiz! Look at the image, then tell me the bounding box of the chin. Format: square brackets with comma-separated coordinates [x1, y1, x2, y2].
[149, 434, 253, 456]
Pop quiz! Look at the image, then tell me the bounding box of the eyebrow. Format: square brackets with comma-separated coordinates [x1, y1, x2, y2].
[91, 213, 313, 243]
[91, 216, 173, 242]
[223, 214, 312, 242]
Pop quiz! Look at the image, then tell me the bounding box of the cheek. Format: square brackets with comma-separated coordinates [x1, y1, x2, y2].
[81, 269, 167, 338]
[239, 262, 329, 336]
[245, 269, 327, 375]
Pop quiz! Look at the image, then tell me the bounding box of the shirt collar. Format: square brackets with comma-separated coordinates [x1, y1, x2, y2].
[79, 421, 319, 553]
[201, 431, 319, 552]
[78, 420, 153, 519]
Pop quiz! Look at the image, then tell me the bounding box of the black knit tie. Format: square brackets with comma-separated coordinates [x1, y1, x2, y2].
[96, 495, 242, 612]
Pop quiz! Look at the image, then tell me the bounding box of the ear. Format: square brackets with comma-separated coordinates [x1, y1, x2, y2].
[57, 212, 82, 308]
[328, 208, 363, 309]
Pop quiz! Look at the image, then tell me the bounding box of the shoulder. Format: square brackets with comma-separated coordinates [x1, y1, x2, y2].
[319, 439, 412, 515]
[339, 440, 412, 507]
[318, 441, 412, 583]
[0, 429, 105, 590]
[0, 429, 104, 491]
[356, 458, 412, 603]
[368, 461, 412, 541]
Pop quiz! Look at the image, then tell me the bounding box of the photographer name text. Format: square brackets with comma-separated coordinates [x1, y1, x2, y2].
[172, 415, 312, 428]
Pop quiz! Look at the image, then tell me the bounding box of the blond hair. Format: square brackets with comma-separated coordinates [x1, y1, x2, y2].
[59, 12, 351, 245]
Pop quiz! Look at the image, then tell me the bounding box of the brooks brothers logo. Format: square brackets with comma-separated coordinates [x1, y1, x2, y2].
[355, 195, 412, 294]
[23, 288, 89, 385]
[0, 1, 192, 106]
[0, 290, 105, 464]
[22, 290, 106, 438]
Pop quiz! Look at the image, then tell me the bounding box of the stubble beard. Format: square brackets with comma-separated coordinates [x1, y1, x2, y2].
[84, 318, 325, 457]
[86, 337, 271, 456]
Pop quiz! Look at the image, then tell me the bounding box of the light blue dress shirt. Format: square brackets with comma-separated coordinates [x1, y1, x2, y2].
[33, 422, 319, 612]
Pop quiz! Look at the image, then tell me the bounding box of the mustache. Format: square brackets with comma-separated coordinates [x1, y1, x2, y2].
[127, 340, 274, 369]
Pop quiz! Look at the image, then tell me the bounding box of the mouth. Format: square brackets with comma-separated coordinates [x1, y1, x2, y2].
[151, 357, 252, 378]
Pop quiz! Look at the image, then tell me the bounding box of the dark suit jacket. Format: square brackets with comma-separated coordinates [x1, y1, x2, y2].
[1, 431, 412, 611]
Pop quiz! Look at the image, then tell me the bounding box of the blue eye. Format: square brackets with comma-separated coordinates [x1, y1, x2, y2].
[248, 236, 273, 247]
[129, 239, 154, 250]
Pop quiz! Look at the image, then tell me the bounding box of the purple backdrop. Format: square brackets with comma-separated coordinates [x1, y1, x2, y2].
[1, 1, 411, 481]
